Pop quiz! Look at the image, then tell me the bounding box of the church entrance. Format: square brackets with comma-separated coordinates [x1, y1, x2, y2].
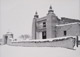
[4, 35, 8, 44]
[42, 31, 46, 39]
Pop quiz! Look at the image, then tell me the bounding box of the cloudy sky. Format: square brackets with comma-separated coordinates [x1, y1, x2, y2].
[0, 0, 80, 38]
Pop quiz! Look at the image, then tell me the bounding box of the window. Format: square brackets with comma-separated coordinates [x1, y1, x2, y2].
[43, 22, 46, 27]
[64, 31, 67, 36]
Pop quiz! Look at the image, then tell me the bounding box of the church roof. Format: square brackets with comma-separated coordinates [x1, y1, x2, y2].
[56, 22, 80, 27]
[61, 17, 80, 22]
[36, 16, 47, 22]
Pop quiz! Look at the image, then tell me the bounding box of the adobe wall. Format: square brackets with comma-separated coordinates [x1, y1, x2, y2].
[0, 39, 2, 45]
[78, 41, 80, 45]
[7, 37, 75, 49]
[56, 24, 80, 37]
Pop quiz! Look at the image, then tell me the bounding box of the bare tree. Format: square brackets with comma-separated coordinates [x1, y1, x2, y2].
[19, 34, 30, 40]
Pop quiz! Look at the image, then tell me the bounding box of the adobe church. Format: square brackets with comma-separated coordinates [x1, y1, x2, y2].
[32, 6, 80, 39]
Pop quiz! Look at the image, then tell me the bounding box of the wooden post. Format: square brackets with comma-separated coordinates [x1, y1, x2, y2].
[76, 36, 78, 47]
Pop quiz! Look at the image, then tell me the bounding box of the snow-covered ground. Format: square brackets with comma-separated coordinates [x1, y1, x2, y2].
[0, 45, 80, 57]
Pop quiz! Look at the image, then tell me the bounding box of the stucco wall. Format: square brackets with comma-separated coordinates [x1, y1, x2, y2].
[32, 18, 36, 39]
[78, 41, 80, 45]
[0, 39, 2, 45]
[56, 23, 80, 37]
[7, 37, 75, 49]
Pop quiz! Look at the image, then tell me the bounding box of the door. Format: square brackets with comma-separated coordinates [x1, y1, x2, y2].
[4, 35, 8, 44]
[42, 31, 46, 39]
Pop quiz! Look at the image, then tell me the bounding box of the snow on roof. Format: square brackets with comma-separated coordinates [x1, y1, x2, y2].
[56, 22, 80, 27]
[61, 17, 80, 21]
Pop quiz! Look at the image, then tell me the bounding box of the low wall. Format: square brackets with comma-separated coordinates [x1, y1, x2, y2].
[8, 37, 75, 49]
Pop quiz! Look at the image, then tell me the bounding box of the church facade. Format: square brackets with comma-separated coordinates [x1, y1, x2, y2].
[32, 6, 80, 40]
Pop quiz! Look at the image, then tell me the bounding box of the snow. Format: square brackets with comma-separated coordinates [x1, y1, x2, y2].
[56, 22, 80, 26]
[0, 45, 80, 57]
[0, 36, 80, 57]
